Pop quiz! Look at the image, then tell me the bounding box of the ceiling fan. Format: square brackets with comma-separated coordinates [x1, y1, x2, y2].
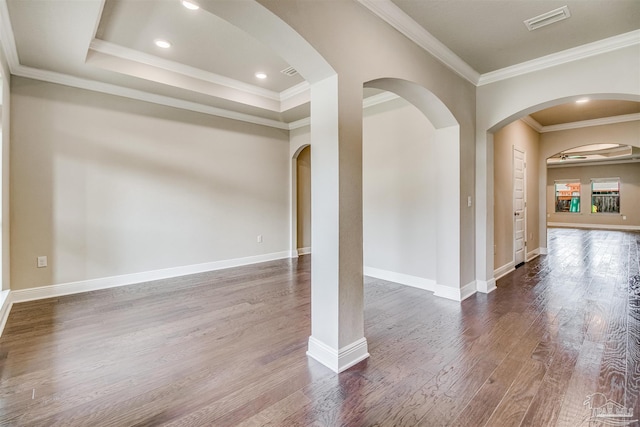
[560, 153, 587, 160]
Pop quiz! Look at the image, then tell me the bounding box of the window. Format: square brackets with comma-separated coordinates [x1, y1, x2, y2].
[591, 179, 620, 213]
[555, 181, 580, 213]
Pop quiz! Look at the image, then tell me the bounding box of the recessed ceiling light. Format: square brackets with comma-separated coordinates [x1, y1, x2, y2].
[576, 98, 589, 104]
[154, 39, 171, 49]
[181, 1, 199, 10]
[255, 72, 267, 79]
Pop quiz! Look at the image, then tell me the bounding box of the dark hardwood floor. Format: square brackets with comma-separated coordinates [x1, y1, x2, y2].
[1, 228, 638, 426]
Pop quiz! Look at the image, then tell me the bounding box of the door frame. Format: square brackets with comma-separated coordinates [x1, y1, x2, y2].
[513, 146, 527, 267]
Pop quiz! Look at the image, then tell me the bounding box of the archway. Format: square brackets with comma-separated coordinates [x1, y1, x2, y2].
[290, 144, 311, 257]
[542, 129, 640, 232]
[362, 91, 437, 291]
[364, 79, 468, 300]
[480, 90, 640, 289]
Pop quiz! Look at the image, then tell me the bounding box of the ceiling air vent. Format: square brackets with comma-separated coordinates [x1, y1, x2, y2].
[524, 6, 571, 31]
[280, 66, 298, 77]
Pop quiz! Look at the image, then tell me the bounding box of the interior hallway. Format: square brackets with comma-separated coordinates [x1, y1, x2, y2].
[0, 228, 638, 426]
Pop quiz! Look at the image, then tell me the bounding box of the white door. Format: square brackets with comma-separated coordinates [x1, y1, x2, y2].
[513, 147, 526, 266]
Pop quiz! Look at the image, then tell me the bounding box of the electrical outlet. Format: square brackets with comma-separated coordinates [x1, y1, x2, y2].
[622, 215, 627, 220]
[37, 256, 47, 268]
[257, 235, 263, 243]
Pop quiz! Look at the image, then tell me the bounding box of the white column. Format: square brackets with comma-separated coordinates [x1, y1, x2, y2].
[306, 75, 369, 373]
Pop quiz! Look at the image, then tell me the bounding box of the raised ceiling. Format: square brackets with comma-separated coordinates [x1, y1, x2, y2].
[2, 0, 639, 129]
[531, 100, 640, 127]
[95, 0, 304, 93]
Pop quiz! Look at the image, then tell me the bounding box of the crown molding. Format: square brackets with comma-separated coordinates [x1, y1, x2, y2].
[280, 81, 310, 102]
[89, 39, 282, 102]
[288, 117, 310, 130]
[520, 115, 543, 132]
[540, 112, 640, 133]
[357, 0, 480, 85]
[478, 30, 640, 86]
[14, 64, 289, 129]
[0, 0, 20, 73]
[357, 0, 640, 88]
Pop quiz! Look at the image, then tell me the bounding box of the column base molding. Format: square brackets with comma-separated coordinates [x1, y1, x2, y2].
[307, 336, 369, 373]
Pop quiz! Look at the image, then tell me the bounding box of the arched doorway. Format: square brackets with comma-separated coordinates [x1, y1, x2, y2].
[484, 93, 640, 286]
[364, 78, 468, 300]
[291, 144, 311, 256]
[362, 90, 438, 291]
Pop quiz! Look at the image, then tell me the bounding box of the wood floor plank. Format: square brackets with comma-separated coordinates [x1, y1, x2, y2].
[0, 228, 638, 426]
[554, 340, 605, 427]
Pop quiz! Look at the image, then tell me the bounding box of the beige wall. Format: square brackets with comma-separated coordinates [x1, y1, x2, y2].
[296, 145, 311, 250]
[363, 97, 437, 282]
[10, 77, 290, 290]
[262, 0, 476, 293]
[547, 163, 640, 228]
[493, 119, 540, 271]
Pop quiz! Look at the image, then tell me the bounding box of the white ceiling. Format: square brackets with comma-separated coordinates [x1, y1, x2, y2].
[2, 0, 639, 129]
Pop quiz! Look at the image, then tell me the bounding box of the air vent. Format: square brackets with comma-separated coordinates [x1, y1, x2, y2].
[280, 66, 298, 77]
[524, 6, 571, 31]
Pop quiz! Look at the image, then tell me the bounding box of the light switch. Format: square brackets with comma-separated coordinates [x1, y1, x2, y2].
[37, 256, 47, 268]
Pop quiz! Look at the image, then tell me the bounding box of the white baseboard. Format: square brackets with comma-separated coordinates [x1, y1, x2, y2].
[476, 279, 497, 294]
[548, 222, 640, 231]
[10, 251, 292, 304]
[0, 290, 13, 336]
[297, 247, 311, 256]
[526, 247, 541, 262]
[433, 280, 477, 302]
[540, 247, 548, 255]
[364, 266, 435, 291]
[307, 336, 370, 373]
[494, 262, 515, 281]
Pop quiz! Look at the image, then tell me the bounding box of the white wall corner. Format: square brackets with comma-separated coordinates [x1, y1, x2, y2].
[307, 336, 370, 373]
[476, 279, 497, 294]
[526, 248, 541, 262]
[364, 266, 435, 291]
[494, 261, 515, 281]
[0, 289, 13, 336]
[297, 247, 312, 256]
[433, 281, 477, 302]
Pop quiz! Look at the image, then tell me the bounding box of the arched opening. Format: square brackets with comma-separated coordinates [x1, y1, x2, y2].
[364, 78, 468, 300]
[488, 94, 640, 282]
[362, 91, 437, 291]
[291, 144, 311, 256]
